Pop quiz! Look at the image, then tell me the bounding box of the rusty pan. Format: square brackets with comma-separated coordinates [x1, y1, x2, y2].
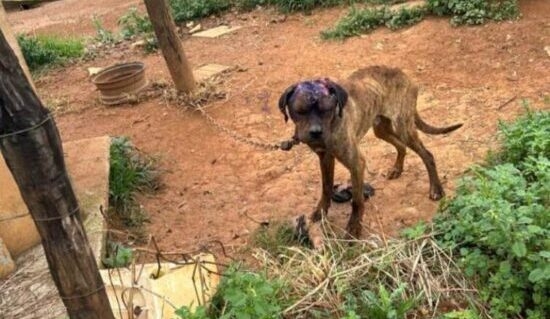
[92, 62, 148, 106]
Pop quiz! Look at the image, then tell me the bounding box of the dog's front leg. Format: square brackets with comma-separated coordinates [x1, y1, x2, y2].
[310, 152, 335, 223]
[339, 148, 366, 239]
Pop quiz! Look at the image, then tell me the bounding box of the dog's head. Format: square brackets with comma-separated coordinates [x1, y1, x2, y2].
[279, 78, 348, 148]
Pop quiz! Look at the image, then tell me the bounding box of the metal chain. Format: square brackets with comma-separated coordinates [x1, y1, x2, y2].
[196, 106, 282, 151]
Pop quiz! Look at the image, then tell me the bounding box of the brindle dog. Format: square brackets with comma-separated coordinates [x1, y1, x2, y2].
[279, 66, 462, 240]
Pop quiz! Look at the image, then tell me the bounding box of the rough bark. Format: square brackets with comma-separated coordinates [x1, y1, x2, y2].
[144, 0, 196, 93]
[0, 30, 115, 319]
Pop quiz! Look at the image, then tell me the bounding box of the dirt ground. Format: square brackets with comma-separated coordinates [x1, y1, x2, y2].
[6, 0, 550, 255]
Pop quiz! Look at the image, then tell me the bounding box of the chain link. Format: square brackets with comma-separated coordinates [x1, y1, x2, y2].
[196, 106, 283, 151]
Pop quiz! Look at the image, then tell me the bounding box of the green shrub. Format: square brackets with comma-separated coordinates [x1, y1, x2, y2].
[119, 7, 154, 39]
[324, 0, 520, 40]
[17, 34, 84, 71]
[343, 284, 416, 319]
[434, 110, 550, 318]
[170, 0, 232, 22]
[175, 266, 287, 319]
[118, 7, 158, 52]
[92, 16, 117, 45]
[109, 137, 159, 227]
[426, 0, 519, 25]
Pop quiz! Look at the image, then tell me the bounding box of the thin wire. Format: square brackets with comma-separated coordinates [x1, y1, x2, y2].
[59, 284, 105, 300]
[34, 205, 80, 222]
[0, 114, 52, 139]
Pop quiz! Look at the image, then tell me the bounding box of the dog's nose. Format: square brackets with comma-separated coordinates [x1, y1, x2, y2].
[309, 125, 323, 139]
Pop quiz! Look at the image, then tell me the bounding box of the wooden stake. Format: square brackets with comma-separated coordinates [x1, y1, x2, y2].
[144, 0, 196, 93]
[0, 30, 115, 319]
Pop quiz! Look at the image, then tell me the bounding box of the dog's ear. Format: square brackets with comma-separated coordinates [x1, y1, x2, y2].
[326, 80, 348, 117]
[278, 84, 297, 122]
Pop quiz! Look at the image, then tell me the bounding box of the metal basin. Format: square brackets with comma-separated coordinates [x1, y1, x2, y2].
[92, 62, 148, 106]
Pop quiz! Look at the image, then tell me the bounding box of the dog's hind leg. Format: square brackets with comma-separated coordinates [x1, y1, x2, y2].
[373, 115, 407, 179]
[403, 130, 445, 200]
[311, 152, 335, 222]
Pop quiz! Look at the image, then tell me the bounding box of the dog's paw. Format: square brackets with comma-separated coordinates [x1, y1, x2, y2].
[345, 222, 362, 241]
[429, 186, 445, 201]
[386, 168, 402, 180]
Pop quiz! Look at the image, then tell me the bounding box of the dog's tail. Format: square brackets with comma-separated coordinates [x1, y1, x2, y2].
[415, 113, 463, 135]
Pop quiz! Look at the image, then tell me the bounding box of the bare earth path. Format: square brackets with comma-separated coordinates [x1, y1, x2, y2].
[7, 0, 550, 254]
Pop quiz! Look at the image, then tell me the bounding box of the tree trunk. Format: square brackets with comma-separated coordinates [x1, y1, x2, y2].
[0, 30, 115, 319]
[0, 2, 34, 89]
[144, 0, 196, 93]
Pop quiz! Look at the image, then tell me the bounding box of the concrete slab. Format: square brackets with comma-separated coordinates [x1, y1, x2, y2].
[192, 25, 242, 38]
[0, 136, 110, 318]
[101, 255, 220, 319]
[194, 63, 232, 82]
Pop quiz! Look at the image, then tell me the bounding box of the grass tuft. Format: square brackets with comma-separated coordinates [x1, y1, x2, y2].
[17, 34, 84, 72]
[109, 136, 160, 228]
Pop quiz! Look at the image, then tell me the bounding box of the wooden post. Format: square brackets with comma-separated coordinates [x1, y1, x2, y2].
[0, 2, 34, 89]
[0, 30, 115, 319]
[144, 0, 196, 93]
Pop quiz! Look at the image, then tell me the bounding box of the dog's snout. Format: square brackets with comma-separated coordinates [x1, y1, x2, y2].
[309, 125, 323, 139]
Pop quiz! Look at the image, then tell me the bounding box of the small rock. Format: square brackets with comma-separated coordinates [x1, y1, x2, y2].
[270, 15, 287, 24]
[186, 21, 194, 28]
[545, 46, 550, 57]
[130, 40, 146, 50]
[189, 24, 202, 34]
[88, 67, 104, 76]
[506, 34, 512, 41]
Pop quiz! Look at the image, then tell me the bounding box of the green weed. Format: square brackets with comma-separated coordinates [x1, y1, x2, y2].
[92, 16, 117, 45]
[17, 34, 84, 72]
[175, 266, 287, 319]
[169, 0, 232, 23]
[434, 109, 550, 318]
[251, 221, 310, 256]
[324, 0, 520, 40]
[102, 242, 133, 268]
[109, 137, 159, 228]
[321, 6, 391, 40]
[426, 0, 519, 25]
[118, 7, 158, 52]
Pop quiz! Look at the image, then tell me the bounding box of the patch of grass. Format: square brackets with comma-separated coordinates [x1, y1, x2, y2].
[17, 34, 84, 72]
[102, 241, 133, 268]
[92, 15, 117, 45]
[175, 265, 288, 319]
[321, 6, 392, 40]
[169, 0, 232, 23]
[427, 0, 519, 25]
[253, 222, 483, 318]
[252, 221, 310, 256]
[234, 0, 406, 13]
[434, 108, 550, 318]
[118, 7, 158, 53]
[109, 137, 160, 228]
[323, 0, 520, 40]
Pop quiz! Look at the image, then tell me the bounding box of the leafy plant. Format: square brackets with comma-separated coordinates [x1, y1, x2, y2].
[344, 284, 416, 319]
[426, 0, 519, 25]
[434, 109, 550, 318]
[102, 242, 133, 268]
[118, 7, 158, 52]
[109, 137, 159, 227]
[17, 34, 84, 71]
[252, 221, 310, 257]
[175, 266, 287, 319]
[169, 0, 232, 23]
[118, 7, 154, 39]
[92, 16, 117, 45]
[321, 6, 391, 40]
